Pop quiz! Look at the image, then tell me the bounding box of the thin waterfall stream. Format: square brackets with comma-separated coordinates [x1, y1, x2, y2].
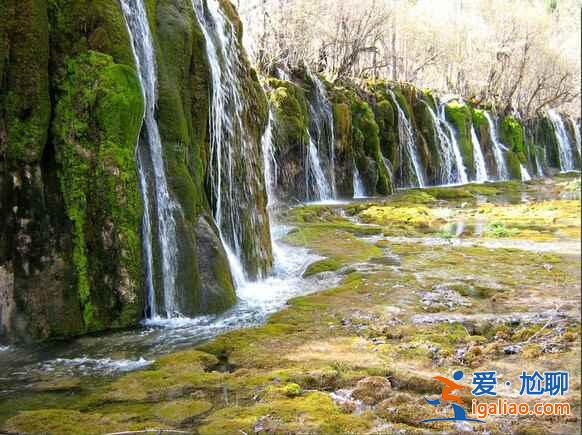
[305, 131, 333, 201]
[572, 116, 581, 157]
[388, 89, 426, 187]
[520, 164, 532, 181]
[422, 101, 454, 184]
[471, 124, 489, 182]
[353, 164, 367, 198]
[548, 109, 576, 172]
[120, 0, 180, 318]
[436, 102, 469, 184]
[307, 70, 337, 198]
[484, 111, 510, 180]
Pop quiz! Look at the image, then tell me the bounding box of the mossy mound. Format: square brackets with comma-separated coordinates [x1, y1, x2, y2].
[303, 258, 342, 277]
[500, 115, 526, 155]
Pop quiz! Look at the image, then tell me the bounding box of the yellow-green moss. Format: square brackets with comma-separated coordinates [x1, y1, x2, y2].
[303, 258, 342, 277]
[500, 115, 526, 157]
[3, 0, 50, 163]
[53, 51, 144, 330]
[350, 95, 392, 195]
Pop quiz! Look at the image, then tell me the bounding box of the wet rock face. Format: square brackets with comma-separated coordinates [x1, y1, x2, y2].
[1, 0, 146, 340]
[1, 0, 259, 341]
[268, 77, 311, 202]
[194, 215, 236, 313]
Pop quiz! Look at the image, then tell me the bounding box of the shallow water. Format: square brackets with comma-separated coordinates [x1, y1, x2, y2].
[370, 235, 580, 255]
[0, 225, 340, 396]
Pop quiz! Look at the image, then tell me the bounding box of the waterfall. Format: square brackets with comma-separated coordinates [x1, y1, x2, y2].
[353, 164, 366, 198]
[421, 100, 468, 184]
[422, 102, 454, 184]
[387, 90, 426, 187]
[548, 109, 575, 172]
[276, 67, 291, 82]
[520, 164, 532, 181]
[471, 125, 489, 182]
[193, 0, 271, 283]
[121, 0, 181, 318]
[436, 103, 469, 184]
[306, 70, 337, 198]
[305, 132, 332, 201]
[262, 111, 278, 209]
[572, 116, 582, 157]
[483, 112, 510, 180]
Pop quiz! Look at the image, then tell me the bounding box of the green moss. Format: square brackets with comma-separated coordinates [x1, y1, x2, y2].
[500, 115, 526, 156]
[374, 98, 399, 165]
[424, 186, 474, 200]
[283, 382, 303, 397]
[285, 226, 382, 266]
[268, 79, 310, 146]
[3, 0, 51, 163]
[484, 222, 519, 238]
[422, 89, 437, 112]
[505, 150, 523, 179]
[391, 189, 436, 204]
[303, 258, 342, 277]
[156, 399, 212, 424]
[5, 410, 114, 435]
[472, 108, 487, 131]
[350, 95, 392, 195]
[199, 391, 373, 435]
[53, 51, 144, 331]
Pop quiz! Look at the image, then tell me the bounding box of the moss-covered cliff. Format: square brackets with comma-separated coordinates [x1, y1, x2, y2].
[1, 0, 146, 341]
[1, 0, 275, 342]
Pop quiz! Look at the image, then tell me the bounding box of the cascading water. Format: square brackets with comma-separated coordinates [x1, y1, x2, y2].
[305, 132, 333, 201]
[471, 125, 489, 182]
[306, 70, 337, 198]
[276, 67, 291, 82]
[193, 0, 272, 283]
[436, 102, 469, 184]
[387, 89, 426, 187]
[423, 101, 468, 184]
[422, 101, 454, 184]
[120, 0, 180, 318]
[353, 164, 366, 198]
[572, 117, 582, 157]
[382, 156, 394, 183]
[548, 109, 577, 172]
[520, 164, 532, 181]
[484, 112, 510, 180]
[262, 111, 278, 209]
[548, 109, 575, 172]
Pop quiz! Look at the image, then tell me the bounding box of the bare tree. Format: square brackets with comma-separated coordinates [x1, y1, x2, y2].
[240, 0, 581, 117]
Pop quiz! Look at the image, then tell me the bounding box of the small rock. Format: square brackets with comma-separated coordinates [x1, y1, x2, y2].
[254, 415, 279, 433]
[503, 345, 522, 355]
[352, 376, 392, 405]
